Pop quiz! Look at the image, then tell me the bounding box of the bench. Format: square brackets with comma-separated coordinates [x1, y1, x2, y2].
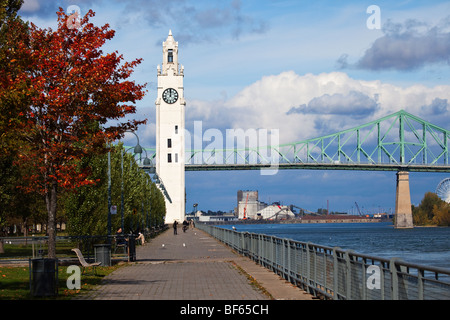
[114, 242, 127, 254]
[114, 235, 128, 254]
[71, 248, 101, 275]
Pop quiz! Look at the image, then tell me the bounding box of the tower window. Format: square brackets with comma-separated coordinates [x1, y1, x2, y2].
[168, 153, 172, 163]
[168, 49, 173, 63]
[175, 125, 178, 134]
[175, 153, 178, 163]
[167, 138, 172, 148]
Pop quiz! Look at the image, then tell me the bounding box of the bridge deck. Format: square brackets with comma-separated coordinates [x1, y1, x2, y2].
[183, 162, 450, 172]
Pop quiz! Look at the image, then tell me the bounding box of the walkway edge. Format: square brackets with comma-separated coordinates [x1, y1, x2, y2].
[197, 229, 314, 300]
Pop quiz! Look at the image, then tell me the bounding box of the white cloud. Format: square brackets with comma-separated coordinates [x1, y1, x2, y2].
[185, 71, 450, 145]
[339, 15, 450, 71]
[287, 91, 378, 118]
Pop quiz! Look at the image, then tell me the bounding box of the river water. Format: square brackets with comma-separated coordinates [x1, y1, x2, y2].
[220, 221, 450, 270]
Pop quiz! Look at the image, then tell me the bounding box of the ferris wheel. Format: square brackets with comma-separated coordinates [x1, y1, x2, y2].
[436, 178, 450, 203]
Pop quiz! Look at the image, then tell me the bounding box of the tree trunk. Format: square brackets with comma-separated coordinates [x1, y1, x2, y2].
[24, 218, 28, 245]
[45, 182, 58, 259]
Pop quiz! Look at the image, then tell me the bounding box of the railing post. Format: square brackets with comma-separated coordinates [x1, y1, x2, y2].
[390, 257, 401, 300]
[362, 258, 367, 300]
[333, 247, 340, 300]
[380, 261, 385, 300]
[345, 250, 353, 300]
[312, 245, 317, 289]
[418, 269, 424, 300]
[286, 239, 291, 282]
[258, 234, 262, 265]
[306, 243, 311, 289]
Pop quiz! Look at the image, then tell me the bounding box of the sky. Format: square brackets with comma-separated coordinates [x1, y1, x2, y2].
[19, 0, 450, 214]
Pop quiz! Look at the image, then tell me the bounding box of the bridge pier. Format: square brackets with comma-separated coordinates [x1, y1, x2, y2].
[394, 171, 413, 229]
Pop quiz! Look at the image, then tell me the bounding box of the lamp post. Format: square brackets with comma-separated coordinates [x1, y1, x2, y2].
[121, 131, 151, 232]
[107, 150, 112, 242]
[120, 148, 124, 231]
[193, 203, 198, 217]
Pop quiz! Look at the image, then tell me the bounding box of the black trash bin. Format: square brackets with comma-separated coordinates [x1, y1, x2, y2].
[128, 235, 136, 262]
[94, 244, 111, 266]
[29, 258, 58, 297]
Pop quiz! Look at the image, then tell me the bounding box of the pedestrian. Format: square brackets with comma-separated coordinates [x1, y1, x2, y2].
[182, 220, 188, 232]
[173, 220, 178, 235]
[115, 227, 127, 253]
[116, 228, 126, 245]
[136, 228, 145, 245]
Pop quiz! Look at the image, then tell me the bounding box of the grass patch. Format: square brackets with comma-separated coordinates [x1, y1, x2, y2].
[0, 263, 123, 300]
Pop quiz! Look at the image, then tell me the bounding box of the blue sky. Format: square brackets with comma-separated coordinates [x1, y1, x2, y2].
[19, 0, 450, 214]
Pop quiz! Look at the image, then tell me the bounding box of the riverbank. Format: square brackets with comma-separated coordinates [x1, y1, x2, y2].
[279, 215, 380, 224]
[209, 214, 385, 225]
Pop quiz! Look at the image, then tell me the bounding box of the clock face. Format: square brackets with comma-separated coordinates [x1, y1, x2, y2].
[162, 88, 178, 104]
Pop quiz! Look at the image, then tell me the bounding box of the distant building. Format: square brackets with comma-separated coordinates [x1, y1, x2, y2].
[197, 211, 238, 222]
[256, 205, 295, 220]
[237, 190, 267, 219]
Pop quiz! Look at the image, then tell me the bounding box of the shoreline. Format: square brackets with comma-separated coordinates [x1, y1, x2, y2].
[209, 215, 389, 225]
[279, 218, 380, 224]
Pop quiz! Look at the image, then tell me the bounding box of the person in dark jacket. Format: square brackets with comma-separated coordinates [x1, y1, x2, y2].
[173, 220, 178, 235]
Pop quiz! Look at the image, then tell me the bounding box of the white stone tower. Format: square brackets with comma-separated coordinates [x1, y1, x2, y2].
[156, 30, 186, 224]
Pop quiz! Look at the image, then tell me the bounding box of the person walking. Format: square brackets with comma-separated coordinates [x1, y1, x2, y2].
[173, 220, 178, 235]
[136, 229, 145, 245]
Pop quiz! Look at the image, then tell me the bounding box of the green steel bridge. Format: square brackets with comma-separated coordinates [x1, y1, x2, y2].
[137, 110, 449, 173]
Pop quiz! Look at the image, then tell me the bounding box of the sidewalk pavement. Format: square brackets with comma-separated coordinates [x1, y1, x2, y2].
[80, 226, 314, 300]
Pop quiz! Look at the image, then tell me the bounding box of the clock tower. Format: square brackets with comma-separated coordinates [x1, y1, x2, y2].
[156, 30, 185, 224]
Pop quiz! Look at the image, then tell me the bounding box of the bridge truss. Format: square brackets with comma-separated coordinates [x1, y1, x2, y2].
[137, 110, 449, 173]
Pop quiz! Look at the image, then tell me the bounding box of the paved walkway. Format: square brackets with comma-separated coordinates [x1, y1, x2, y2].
[81, 227, 313, 300]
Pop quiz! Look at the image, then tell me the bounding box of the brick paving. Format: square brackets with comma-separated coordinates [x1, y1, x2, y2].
[80, 226, 313, 300]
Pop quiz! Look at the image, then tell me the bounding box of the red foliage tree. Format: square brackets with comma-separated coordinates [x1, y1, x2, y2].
[10, 8, 146, 258]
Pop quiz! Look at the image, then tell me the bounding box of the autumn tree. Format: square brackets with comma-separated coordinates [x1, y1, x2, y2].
[412, 192, 449, 226]
[0, 0, 29, 153]
[432, 202, 450, 226]
[9, 8, 146, 258]
[0, 0, 29, 251]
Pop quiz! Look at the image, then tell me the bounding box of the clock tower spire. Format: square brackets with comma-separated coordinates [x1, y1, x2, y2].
[160, 30, 182, 76]
[156, 30, 185, 224]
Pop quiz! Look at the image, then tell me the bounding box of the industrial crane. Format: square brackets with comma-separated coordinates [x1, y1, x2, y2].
[354, 202, 362, 216]
[243, 193, 249, 219]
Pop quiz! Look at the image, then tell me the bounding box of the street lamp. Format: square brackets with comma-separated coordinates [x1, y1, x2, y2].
[133, 143, 143, 155]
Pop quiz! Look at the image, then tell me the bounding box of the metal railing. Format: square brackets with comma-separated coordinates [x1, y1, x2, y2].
[0, 235, 126, 263]
[197, 223, 450, 300]
[0, 226, 167, 263]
